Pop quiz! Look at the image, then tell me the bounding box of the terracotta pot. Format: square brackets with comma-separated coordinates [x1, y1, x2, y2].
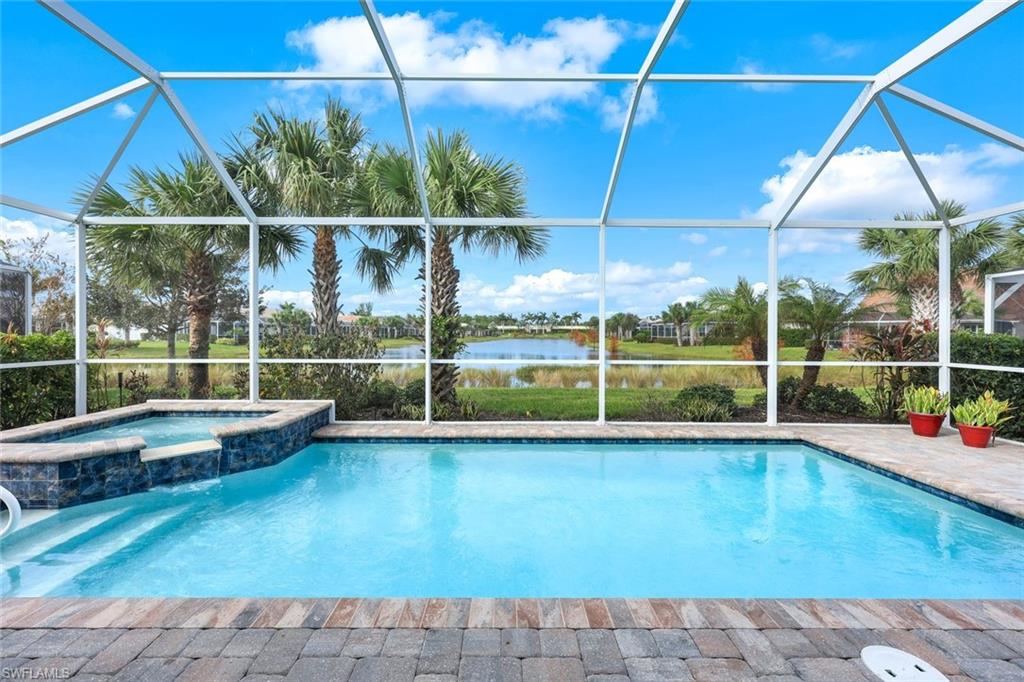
[907, 412, 944, 438]
[956, 423, 995, 448]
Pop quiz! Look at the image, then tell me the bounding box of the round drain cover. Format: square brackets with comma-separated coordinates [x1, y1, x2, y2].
[861, 645, 947, 681]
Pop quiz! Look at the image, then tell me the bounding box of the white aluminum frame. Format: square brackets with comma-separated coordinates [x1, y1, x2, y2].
[1, 0, 1021, 425]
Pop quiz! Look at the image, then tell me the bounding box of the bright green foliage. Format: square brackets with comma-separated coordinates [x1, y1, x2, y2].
[0, 331, 76, 428]
[902, 385, 950, 416]
[952, 391, 1012, 428]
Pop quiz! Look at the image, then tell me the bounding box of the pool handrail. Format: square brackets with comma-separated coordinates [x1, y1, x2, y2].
[0, 484, 22, 537]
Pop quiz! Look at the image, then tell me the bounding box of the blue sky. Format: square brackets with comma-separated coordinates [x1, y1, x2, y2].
[2, 1, 1021, 318]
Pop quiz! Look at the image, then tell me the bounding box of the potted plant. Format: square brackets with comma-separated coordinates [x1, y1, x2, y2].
[951, 391, 1012, 448]
[902, 385, 950, 437]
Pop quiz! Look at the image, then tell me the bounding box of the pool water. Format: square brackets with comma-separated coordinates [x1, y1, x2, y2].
[57, 415, 261, 449]
[2, 442, 1022, 598]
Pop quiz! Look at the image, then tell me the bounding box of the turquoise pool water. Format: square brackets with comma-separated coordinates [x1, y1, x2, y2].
[57, 415, 260, 449]
[3, 442, 1022, 597]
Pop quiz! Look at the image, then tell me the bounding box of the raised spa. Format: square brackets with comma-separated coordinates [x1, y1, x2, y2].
[2, 441, 1021, 598]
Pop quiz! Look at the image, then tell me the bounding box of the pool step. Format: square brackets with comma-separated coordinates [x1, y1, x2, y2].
[2, 506, 189, 597]
[0, 508, 131, 568]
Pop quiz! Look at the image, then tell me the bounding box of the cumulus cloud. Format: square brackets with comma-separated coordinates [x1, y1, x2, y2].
[0, 215, 76, 264]
[599, 83, 659, 131]
[778, 229, 859, 257]
[708, 245, 728, 257]
[679, 232, 708, 245]
[286, 12, 653, 122]
[736, 58, 793, 93]
[809, 33, 868, 61]
[262, 289, 314, 311]
[111, 102, 136, 119]
[454, 259, 709, 315]
[752, 143, 1024, 221]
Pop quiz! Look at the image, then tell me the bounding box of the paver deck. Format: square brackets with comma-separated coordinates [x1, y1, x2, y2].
[2, 599, 1024, 681]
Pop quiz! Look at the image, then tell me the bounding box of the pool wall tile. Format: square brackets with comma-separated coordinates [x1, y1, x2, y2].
[1, 402, 332, 508]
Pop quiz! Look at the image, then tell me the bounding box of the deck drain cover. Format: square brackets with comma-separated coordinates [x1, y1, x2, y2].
[861, 645, 947, 681]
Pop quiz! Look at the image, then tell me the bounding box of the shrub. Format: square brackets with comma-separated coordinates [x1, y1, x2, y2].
[949, 331, 1024, 440]
[677, 397, 734, 422]
[365, 379, 401, 419]
[774, 376, 865, 416]
[123, 369, 150, 405]
[402, 378, 426, 406]
[212, 385, 240, 400]
[801, 383, 865, 416]
[0, 331, 76, 429]
[633, 330, 652, 343]
[214, 337, 241, 346]
[634, 395, 681, 422]
[672, 384, 736, 413]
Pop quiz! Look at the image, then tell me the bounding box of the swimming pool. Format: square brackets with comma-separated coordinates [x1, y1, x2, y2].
[57, 415, 260, 449]
[2, 441, 1021, 598]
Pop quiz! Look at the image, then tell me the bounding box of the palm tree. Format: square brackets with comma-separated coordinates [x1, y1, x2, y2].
[850, 200, 1008, 330]
[607, 312, 640, 339]
[230, 99, 396, 334]
[661, 301, 700, 347]
[354, 129, 547, 407]
[779, 278, 867, 406]
[83, 154, 302, 397]
[693, 277, 769, 386]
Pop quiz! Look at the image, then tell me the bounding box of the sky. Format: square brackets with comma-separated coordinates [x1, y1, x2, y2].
[1, 0, 1022, 318]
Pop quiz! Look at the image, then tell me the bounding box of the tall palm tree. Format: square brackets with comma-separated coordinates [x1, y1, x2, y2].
[850, 200, 1008, 329]
[354, 129, 547, 407]
[230, 99, 396, 334]
[779, 278, 867, 406]
[693, 277, 769, 386]
[661, 301, 700, 347]
[83, 154, 302, 397]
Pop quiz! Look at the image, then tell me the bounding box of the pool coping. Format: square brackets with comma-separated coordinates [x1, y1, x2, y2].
[2, 596, 1022, 631]
[313, 423, 1024, 527]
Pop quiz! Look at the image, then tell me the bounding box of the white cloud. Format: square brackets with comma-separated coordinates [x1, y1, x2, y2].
[287, 12, 651, 121]
[599, 83, 659, 131]
[0, 215, 76, 265]
[679, 232, 708, 245]
[736, 58, 793, 93]
[708, 245, 728, 257]
[455, 259, 710, 315]
[778, 229, 859, 257]
[809, 33, 868, 61]
[752, 143, 1024, 220]
[111, 102, 136, 120]
[262, 289, 314, 311]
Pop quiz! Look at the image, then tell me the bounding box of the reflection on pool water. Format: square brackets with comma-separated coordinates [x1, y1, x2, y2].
[3, 442, 1022, 598]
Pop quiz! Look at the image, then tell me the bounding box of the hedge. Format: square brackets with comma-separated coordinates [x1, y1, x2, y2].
[1, 331, 76, 429]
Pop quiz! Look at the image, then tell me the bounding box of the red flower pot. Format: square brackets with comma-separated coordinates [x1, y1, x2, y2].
[907, 412, 944, 437]
[956, 423, 995, 448]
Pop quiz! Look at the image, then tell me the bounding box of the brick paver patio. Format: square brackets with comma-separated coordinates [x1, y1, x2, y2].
[2, 598, 1024, 681]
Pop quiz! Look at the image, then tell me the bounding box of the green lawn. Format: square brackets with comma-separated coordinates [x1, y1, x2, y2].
[457, 387, 769, 421]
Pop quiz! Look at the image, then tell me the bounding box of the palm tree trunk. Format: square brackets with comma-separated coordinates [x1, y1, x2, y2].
[909, 285, 940, 331]
[675, 323, 684, 347]
[751, 336, 768, 387]
[791, 340, 826, 407]
[165, 324, 178, 388]
[429, 233, 461, 408]
[690, 322, 701, 347]
[311, 227, 341, 335]
[185, 250, 217, 398]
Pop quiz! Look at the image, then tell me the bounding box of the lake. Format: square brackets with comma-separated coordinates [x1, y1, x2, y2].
[383, 337, 663, 362]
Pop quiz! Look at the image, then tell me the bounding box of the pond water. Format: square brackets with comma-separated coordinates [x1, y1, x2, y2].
[383, 337, 661, 362]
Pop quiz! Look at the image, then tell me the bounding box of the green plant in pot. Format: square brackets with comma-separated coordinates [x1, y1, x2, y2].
[901, 385, 950, 438]
[951, 391, 1012, 448]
